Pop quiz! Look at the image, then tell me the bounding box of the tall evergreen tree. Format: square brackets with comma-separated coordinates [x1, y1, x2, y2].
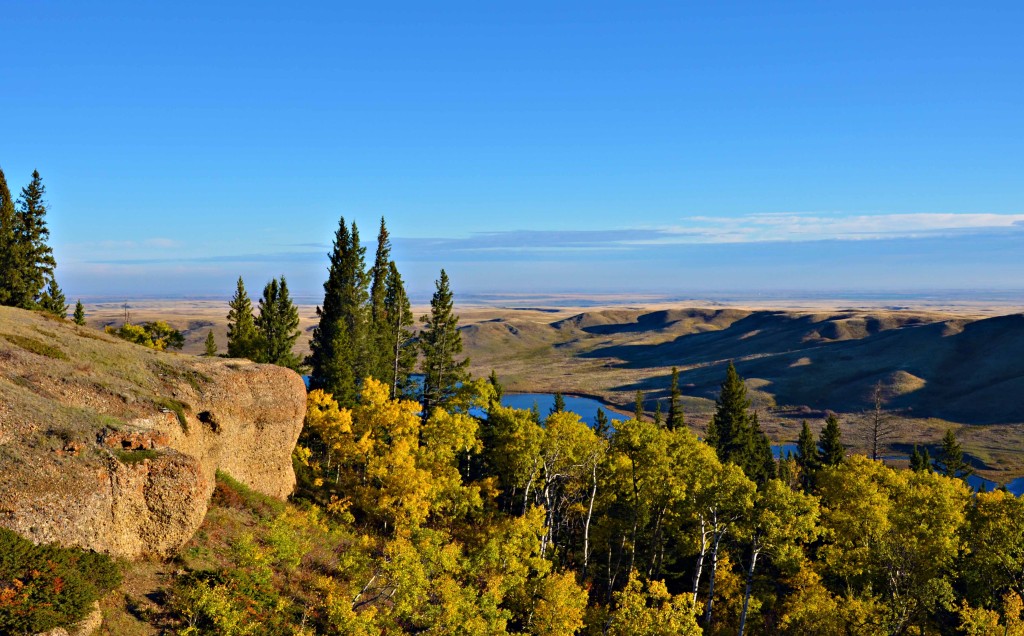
[709, 362, 774, 483]
[488, 369, 503, 402]
[710, 362, 751, 458]
[667, 366, 685, 431]
[368, 217, 391, 379]
[594, 408, 611, 438]
[485, 369, 504, 413]
[551, 392, 566, 415]
[227, 277, 257, 359]
[254, 276, 302, 370]
[308, 217, 368, 405]
[920, 446, 932, 472]
[909, 445, 932, 473]
[748, 412, 777, 483]
[934, 428, 973, 479]
[795, 420, 820, 481]
[0, 167, 24, 307]
[72, 300, 86, 326]
[529, 400, 541, 424]
[381, 261, 416, 398]
[653, 400, 663, 427]
[818, 413, 845, 467]
[15, 171, 56, 307]
[634, 390, 645, 420]
[37, 276, 67, 318]
[204, 330, 218, 357]
[419, 269, 469, 417]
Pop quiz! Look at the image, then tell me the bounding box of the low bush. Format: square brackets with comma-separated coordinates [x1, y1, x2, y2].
[0, 527, 121, 633]
[114, 449, 160, 464]
[0, 333, 68, 360]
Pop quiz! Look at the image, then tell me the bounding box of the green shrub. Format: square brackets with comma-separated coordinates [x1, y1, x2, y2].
[114, 449, 159, 464]
[0, 527, 121, 633]
[168, 572, 245, 636]
[105, 321, 184, 351]
[0, 333, 68, 360]
[156, 398, 189, 430]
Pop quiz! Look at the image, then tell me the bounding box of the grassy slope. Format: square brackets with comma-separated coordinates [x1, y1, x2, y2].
[0, 306, 229, 467]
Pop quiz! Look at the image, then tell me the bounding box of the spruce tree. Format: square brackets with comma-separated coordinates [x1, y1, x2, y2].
[934, 428, 973, 479]
[818, 413, 845, 467]
[530, 401, 541, 424]
[488, 369, 503, 402]
[910, 446, 926, 472]
[653, 400, 663, 427]
[73, 300, 86, 326]
[368, 217, 391, 380]
[382, 261, 415, 398]
[704, 418, 719, 449]
[551, 392, 566, 415]
[419, 269, 469, 418]
[795, 420, 819, 476]
[227, 277, 257, 359]
[37, 276, 67, 318]
[204, 330, 218, 356]
[595, 408, 611, 438]
[778, 453, 795, 486]
[748, 412, 777, 483]
[255, 276, 302, 370]
[634, 390, 645, 420]
[667, 366, 685, 431]
[308, 217, 368, 406]
[15, 171, 56, 306]
[709, 362, 774, 483]
[710, 362, 751, 459]
[0, 167, 24, 307]
[796, 420, 818, 466]
[921, 446, 932, 472]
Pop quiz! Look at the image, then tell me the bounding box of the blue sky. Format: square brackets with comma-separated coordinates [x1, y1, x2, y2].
[2, 2, 1022, 300]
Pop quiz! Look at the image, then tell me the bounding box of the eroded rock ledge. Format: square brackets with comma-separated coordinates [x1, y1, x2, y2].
[0, 305, 306, 559]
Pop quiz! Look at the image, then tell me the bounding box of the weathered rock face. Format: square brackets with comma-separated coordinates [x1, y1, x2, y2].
[0, 306, 306, 559]
[2, 450, 208, 560]
[159, 363, 307, 500]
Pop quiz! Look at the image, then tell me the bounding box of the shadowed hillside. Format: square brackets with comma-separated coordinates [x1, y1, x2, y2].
[462, 307, 1024, 473]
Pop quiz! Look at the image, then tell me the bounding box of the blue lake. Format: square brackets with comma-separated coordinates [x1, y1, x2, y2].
[968, 474, 1024, 496]
[772, 443, 799, 460]
[500, 393, 630, 427]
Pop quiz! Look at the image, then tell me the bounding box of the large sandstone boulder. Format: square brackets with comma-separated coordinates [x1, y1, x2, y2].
[0, 305, 306, 559]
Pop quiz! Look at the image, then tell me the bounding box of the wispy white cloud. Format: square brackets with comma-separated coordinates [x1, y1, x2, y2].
[390, 212, 1024, 257]
[74, 213, 1024, 267]
[658, 213, 1024, 243]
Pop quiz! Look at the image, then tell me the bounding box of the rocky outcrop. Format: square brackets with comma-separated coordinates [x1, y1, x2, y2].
[1, 449, 208, 559]
[0, 305, 306, 559]
[157, 362, 307, 500]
